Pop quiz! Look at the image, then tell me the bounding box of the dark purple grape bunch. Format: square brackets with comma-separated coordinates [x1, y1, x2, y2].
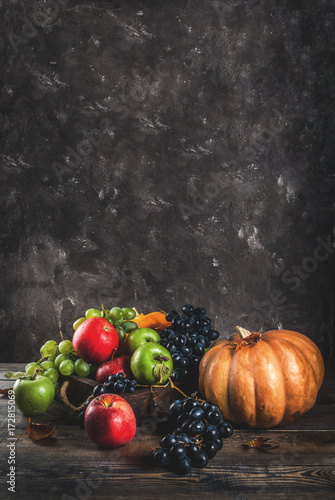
[159, 305, 219, 382]
[93, 372, 137, 397]
[150, 394, 233, 475]
[77, 372, 137, 428]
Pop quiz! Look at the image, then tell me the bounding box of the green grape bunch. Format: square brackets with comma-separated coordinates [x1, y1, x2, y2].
[23, 333, 95, 394]
[72, 305, 138, 343]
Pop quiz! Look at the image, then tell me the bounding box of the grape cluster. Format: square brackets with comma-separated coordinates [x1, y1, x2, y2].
[159, 305, 219, 382]
[73, 306, 138, 343]
[151, 394, 233, 475]
[93, 372, 137, 397]
[24, 338, 93, 396]
[77, 372, 137, 428]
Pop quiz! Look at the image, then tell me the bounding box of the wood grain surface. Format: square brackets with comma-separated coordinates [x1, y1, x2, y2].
[0, 364, 335, 500]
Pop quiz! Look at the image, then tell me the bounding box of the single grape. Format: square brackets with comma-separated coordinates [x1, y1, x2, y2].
[122, 307, 136, 320]
[206, 409, 221, 425]
[58, 340, 74, 355]
[41, 360, 55, 371]
[26, 364, 42, 376]
[177, 433, 192, 444]
[110, 307, 124, 322]
[170, 443, 187, 460]
[25, 362, 38, 373]
[114, 318, 124, 327]
[73, 317, 86, 330]
[170, 399, 183, 415]
[215, 437, 224, 450]
[217, 422, 234, 438]
[191, 450, 208, 468]
[187, 421, 204, 436]
[173, 455, 192, 475]
[93, 384, 104, 397]
[74, 359, 90, 378]
[181, 304, 194, 316]
[203, 424, 219, 440]
[160, 434, 179, 450]
[85, 308, 102, 319]
[113, 381, 125, 393]
[59, 359, 75, 376]
[166, 310, 178, 322]
[152, 448, 170, 467]
[183, 398, 199, 412]
[116, 326, 126, 342]
[40, 340, 58, 357]
[105, 381, 115, 393]
[44, 368, 59, 383]
[189, 407, 205, 422]
[203, 441, 218, 459]
[208, 329, 219, 341]
[194, 307, 206, 316]
[122, 321, 138, 333]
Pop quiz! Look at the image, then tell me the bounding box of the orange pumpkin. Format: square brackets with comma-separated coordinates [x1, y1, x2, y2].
[199, 326, 325, 428]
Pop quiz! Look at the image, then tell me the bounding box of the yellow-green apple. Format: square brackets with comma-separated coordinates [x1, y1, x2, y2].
[13, 375, 55, 416]
[72, 317, 119, 364]
[84, 394, 136, 448]
[124, 328, 161, 356]
[130, 342, 173, 385]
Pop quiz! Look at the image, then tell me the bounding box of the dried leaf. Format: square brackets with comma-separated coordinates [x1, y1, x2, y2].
[0, 387, 13, 396]
[5, 371, 26, 379]
[26, 418, 55, 441]
[153, 362, 170, 384]
[133, 312, 171, 331]
[244, 437, 272, 451]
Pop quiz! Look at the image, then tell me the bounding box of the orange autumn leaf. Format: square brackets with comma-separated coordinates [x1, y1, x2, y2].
[133, 312, 171, 331]
[26, 418, 55, 441]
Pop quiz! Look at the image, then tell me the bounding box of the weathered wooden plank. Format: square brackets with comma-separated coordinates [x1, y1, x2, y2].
[0, 464, 334, 500]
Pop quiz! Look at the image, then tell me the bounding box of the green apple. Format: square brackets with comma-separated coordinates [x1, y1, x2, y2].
[124, 328, 161, 356]
[13, 375, 55, 416]
[130, 342, 173, 385]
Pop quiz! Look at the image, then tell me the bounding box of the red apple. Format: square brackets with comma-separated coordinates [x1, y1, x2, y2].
[95, 355, 132, 383]
[72, 317, 119, 365]
[84, 394, 136, 448]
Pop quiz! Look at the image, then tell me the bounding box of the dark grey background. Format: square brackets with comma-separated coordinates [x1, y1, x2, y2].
[1, 0, 334, 363]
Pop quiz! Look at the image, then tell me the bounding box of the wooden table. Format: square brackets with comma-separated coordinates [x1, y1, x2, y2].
[1, 363, 335, 500]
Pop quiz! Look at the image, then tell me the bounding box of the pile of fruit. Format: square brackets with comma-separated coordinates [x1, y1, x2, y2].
[8, 301, 325, 475]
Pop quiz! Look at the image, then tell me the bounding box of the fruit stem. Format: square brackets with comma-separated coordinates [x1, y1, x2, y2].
[235, 326, 251, 339]
[168, 377, 188, 399]
[59, 330, 65, 341]
[32, 368, 39, 380]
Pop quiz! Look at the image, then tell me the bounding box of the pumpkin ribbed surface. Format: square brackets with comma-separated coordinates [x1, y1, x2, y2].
[198, 329, 325, 428]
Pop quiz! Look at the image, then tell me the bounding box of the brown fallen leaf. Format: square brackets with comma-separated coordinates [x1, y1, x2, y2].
[26, 418, 55, 441]
[243, 437, 281, 451]
[0, 388, 13, 396]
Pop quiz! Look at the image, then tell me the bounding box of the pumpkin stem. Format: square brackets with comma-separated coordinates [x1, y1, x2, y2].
[236, 326, 251, 339]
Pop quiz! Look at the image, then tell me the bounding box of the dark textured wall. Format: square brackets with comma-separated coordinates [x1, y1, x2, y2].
[1, 0, 334, 362]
